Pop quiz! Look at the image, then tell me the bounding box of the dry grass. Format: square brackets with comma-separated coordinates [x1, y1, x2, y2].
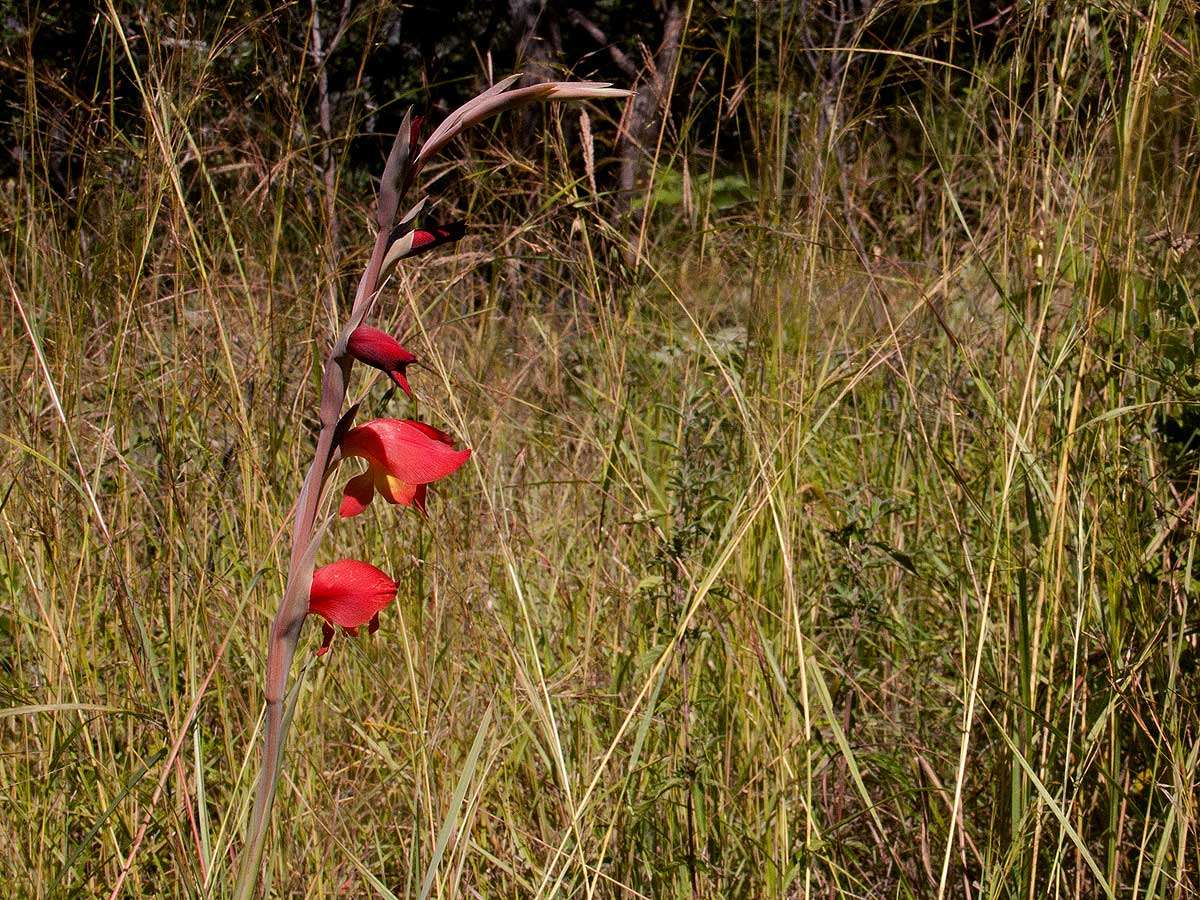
[2, 3, 1199, 898]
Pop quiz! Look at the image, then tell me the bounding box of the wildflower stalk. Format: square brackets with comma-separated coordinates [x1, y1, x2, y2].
[233, 79, 629, 897]
[233, 123, 405, 899]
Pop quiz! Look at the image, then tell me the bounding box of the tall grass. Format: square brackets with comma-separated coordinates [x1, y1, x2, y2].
[2, 3, 1198, 897]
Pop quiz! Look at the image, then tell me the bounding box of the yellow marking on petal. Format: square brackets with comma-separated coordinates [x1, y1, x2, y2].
[375, 470, 417, 505]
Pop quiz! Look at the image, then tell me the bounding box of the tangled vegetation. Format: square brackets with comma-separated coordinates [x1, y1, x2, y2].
[2, 3, 1198, 897]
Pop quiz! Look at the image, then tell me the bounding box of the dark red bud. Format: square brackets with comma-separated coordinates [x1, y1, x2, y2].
[346, 326, 418, 397]
[385, 220, 467, 258]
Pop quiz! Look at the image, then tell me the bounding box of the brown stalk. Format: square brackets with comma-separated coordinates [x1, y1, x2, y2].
[233, 77, 629, 898]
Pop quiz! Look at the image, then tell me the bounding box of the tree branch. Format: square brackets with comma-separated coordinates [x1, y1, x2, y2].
[567, 9, 637, 77]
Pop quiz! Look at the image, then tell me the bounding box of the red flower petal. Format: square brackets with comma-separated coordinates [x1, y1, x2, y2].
[341, 418, 472, 486]
[402, 420, 455, 445]
[308, 559, 398, 629]
[408, 221, 466, 255]
[386, 220, 466, 258]
[316, 621, 335, 657]
[374, 469, 420, 506]
[339, 471, 375, 518]
[389, 368, 412, 396]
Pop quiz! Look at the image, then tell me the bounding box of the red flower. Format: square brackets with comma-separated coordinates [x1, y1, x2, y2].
[308, 559, 398, 656]
[381, 221, 466, 273]
[406, 221, 466, 256]
[347, 326, 418, 397]
[337, 418, 472, 518]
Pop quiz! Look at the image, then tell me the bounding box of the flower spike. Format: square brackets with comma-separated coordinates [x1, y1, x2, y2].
[237, 73, 629, 900]
[307, 559, 398, 656]
[337, 418, 471, 518]
[347, 326, 418, 397]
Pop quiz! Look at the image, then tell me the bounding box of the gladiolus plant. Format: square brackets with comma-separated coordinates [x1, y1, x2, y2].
[233, 75, 629, 897]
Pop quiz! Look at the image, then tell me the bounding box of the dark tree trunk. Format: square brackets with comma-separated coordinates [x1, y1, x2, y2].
[570, 1, 683, 221]
[510, 0, 562, 85]
[618, 2, 682, 210]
